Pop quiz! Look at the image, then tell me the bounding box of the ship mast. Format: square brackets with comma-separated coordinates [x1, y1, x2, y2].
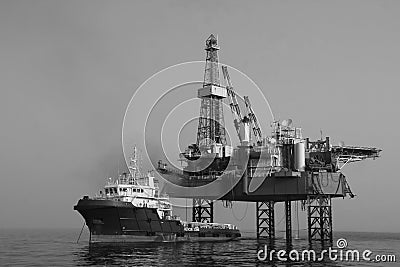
[128, 146, 141, 183]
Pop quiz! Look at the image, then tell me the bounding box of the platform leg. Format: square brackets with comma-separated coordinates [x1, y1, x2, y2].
[307, 195, 333, 246]
[256, 201, 275, 240]
[192, 198, 213, 223]
[285, 200, 292, 248]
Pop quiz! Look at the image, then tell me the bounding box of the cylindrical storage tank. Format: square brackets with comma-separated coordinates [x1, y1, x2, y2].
[239, 121, 251, 144]
[243, 171, 249, 195]
[276, 145, 283, 167]
[294, 142, 306, 171]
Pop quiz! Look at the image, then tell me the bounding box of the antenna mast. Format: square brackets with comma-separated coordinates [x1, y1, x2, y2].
[128, 146, 141, 182]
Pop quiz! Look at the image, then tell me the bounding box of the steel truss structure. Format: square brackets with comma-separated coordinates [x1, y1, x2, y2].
[307, 195, 333, 245]
[256, 201, 275, 240]
[192, 198, 214, 223]
[196, 34, 226, 146]
[285, 200, 292, 247]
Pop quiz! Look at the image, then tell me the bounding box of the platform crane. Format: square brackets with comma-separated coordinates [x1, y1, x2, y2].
[221, 65, 243, 143]
[222, 65, 264, 145]
[244, 96, 262, 145]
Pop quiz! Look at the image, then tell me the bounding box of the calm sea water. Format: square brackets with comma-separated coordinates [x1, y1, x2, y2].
[0, 229, 398, 266]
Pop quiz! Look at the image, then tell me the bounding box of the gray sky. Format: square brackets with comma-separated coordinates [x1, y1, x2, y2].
[1, 0, 399, 233]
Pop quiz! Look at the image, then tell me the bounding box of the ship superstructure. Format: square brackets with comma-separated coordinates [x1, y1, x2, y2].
[101, 147, 173, 220]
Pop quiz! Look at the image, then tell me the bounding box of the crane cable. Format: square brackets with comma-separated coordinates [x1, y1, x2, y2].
[76, 221, 85, 244]
[225, 169, 248, 222]
[231, 202, 249, 222]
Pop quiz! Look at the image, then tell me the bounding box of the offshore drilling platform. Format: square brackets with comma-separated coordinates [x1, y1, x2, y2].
[157, 34, 381, 247]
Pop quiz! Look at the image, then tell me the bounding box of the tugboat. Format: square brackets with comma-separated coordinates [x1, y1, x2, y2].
[74, 147, 241, 243]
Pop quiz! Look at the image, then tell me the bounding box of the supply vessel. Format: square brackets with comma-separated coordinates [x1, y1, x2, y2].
[74, 147, 241, 243]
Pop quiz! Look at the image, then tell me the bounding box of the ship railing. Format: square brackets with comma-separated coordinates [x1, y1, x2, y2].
[159, 206, 172, 211]
[185, 227, 200, 232]
[207, 222, 231, 230]
[158, 193, 170, 200]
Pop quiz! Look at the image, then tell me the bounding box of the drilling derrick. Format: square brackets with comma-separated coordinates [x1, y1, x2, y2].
[181, 34, 232, 177]
[182, 34, 233, 223]
[197, 34, 227, 147]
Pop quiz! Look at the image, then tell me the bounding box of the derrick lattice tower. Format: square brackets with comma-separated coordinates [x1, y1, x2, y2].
[196, 34, 227, 147]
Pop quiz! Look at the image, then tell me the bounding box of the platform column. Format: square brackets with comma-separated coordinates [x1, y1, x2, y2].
[285, 200, 292, 247]
[192, 198, 214, 223]
[256, 201, 275, 240]
[307, 195, 333, 246]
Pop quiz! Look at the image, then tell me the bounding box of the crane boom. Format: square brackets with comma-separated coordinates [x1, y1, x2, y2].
[221, 65, 243, 142]
[244, 96, 262, 144]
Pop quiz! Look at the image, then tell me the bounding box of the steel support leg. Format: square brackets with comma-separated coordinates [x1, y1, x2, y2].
[256, 201, 275, 240]
[192, 198, 213, 223]
[285, 200, 292, 247]
[307, 195, 333, 246]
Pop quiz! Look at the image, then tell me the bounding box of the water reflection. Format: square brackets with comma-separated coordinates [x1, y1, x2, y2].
[73, 238, 349, 267]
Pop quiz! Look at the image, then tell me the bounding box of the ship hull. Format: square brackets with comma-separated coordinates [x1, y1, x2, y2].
[89, 234, 178, 243]
[74, 198, 240, 243]
[89, 235, 237, 243]
[74, 198, 184, 242]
